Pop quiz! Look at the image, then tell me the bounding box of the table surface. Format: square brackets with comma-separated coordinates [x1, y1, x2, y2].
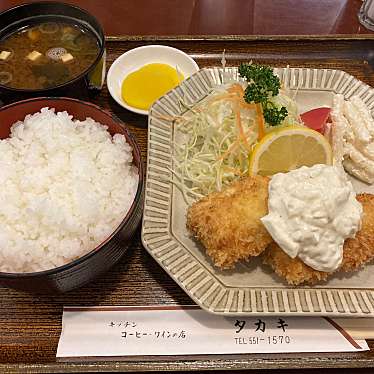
[0, 0, 372, 37]
[1, 1, 374, 373]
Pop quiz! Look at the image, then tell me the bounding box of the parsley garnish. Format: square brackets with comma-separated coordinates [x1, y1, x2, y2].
[238, 63, 288, 126]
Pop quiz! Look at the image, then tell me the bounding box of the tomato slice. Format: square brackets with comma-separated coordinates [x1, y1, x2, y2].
[300, 107, 331, 134]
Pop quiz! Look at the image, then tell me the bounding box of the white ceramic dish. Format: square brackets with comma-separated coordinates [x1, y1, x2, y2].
[107, 45, 199, 115]
[142, 66, 374, 317]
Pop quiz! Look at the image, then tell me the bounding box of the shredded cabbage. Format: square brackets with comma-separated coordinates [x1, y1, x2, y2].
[172, 81, 301, 204]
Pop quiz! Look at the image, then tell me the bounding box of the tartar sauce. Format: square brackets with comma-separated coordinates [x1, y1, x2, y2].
[331, 94, 374, 184]
[261, 164, 362, 272]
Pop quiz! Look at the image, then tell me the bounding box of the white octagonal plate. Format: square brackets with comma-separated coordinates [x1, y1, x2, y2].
[142, 67, 374, 317]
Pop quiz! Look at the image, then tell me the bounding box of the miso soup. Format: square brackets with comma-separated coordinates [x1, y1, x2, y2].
[0, 21, 100, 90]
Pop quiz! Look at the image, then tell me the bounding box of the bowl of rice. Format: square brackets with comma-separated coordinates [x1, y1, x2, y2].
[0, 97, 144, 292]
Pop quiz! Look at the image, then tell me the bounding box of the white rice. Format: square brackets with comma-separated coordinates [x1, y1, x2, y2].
[0, 107, 139, 273]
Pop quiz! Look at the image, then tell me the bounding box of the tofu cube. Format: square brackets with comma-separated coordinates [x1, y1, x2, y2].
[61, 53, 74, 63]
[27, 50, 42, 61]
[0, 51, 11, 60]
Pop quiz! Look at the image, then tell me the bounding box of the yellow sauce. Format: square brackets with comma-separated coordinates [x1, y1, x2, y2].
[121, 63, 183, 110]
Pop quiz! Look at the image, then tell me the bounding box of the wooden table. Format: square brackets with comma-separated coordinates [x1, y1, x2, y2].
[1, 35, 374, 372]
[0, 0, 372, 37]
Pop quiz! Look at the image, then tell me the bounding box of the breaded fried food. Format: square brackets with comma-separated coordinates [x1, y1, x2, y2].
[262, 193, 374, 285]
[186, 175, 272, 269]
[341, 193, 374, 272]
[263, 243, 330, 285]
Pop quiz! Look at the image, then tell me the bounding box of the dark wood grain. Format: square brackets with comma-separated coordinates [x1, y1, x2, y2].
[1, 38, 374, 372]
[0, 0, 372, 37]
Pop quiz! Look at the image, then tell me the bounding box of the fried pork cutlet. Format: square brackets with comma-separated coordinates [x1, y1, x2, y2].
[262, 193, 374, 285]
[186, 175, 272, 269]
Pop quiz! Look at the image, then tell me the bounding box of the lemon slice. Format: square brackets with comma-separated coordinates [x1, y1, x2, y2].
[249, 125, 333, 176]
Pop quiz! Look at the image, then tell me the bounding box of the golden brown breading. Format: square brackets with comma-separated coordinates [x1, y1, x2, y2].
[340, 193, 374, 272]
[262, 193, 374, 285]
[186, 175, 272, 269]
[263, 243, 329, 285]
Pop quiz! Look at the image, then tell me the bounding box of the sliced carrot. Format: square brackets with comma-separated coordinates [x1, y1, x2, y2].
[227, 83, 245, 96]
[240, 101, 256, 110]
[256, 103, 266, 140]
[206, 85, 259, 163]
[207, 87, 255, 111]
[217, 140, 240, 161]
[233, 100, 252, 152]
[228, 83, 257, 110]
